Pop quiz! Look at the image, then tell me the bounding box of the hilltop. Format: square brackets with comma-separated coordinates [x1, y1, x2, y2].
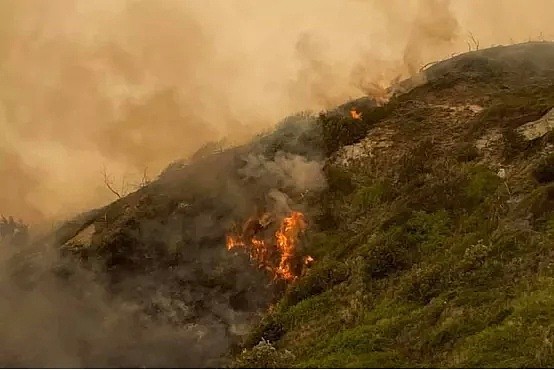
[8, 42, 554, 367]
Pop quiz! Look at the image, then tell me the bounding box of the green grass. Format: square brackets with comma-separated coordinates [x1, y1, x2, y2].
[234, 48, 554, 368]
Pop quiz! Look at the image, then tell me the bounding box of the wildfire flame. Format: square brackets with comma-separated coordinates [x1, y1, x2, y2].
[350, 108, 362, 120]
[275, 211, 306, 281]
[226, 211, 312, 282]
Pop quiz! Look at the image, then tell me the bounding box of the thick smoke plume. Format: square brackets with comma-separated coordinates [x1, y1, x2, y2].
[3, 0, 554, 222]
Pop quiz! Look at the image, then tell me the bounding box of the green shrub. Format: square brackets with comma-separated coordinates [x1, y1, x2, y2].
[318, 104, 390, 155]
[522, 184, 554, 224]
[232, 339, 295, 368]
[455, 142, 480, 162]
[282, 260, 349, 307]
[324, 164, 355, 195]
[362, 240, 411, 280]
[502, 128, 530, 161]
[399, 264, 449, 304]
[404, 210, 451, 247]
[464, 165, 501, 207]
[319, 112, 369, 155]
[243, 315, 287, 349]
[459, 240, 494, 270]
[396, 139, 437, 185]
[351, 180, 393, 212]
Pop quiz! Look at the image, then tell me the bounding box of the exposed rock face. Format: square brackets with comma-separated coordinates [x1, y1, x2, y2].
[336, 126, 396, 166]
[518, 108, 554, 141]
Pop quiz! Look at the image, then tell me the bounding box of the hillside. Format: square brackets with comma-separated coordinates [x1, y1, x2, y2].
[235, 42, 554, 368]
[10, 41, 554, 367]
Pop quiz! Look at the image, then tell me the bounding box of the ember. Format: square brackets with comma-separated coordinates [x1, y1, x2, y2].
[350, 108, 362, 120]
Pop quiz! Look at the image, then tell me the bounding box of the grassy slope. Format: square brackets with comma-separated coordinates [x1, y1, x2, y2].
[235, 43, 554, 368]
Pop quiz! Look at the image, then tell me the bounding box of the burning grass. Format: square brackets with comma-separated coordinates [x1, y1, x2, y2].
[226, 211, 313, 282]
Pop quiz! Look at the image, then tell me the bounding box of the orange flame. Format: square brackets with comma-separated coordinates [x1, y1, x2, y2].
[225, 211, 312, 282]
[350, 108, 362, 120]
[275, 211, 305, 281]
[226, 235, 245, 250]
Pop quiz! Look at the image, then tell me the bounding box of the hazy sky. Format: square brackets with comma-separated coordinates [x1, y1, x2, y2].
[1, 0, 553, 222]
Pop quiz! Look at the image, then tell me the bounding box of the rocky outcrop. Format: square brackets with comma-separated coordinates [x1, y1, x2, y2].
[517, 108, 554, 141]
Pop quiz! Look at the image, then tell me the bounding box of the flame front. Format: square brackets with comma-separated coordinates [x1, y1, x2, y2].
[226, 211, 312, 282]
[275, 211, 306, 281]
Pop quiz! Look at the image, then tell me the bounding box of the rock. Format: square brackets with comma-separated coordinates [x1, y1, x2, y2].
[517, 108, 554, 141]
[476, 129, 503, 150]
[63, 223, 96, 249]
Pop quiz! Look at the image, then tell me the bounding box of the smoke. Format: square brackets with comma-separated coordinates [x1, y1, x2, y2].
[239, 153, 326, 194]
[240, 152, 325, 218]
[3, 0, 554, 222]
[0, 243, 229, 367]
[0, 215, 277, 368]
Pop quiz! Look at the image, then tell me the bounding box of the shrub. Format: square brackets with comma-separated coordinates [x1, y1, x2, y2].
[361, 223, 424, 280]
[464, 165, 501, 207]
[533, 154, 554, 184]
[318, 105, 390, 155]
[522, 184, 554, 224]
[455, 142, 480, 162]
[351, 180, 393, 211]
[399, 264, 449, 304]
[282, 260, 349, 307]
[404, 210, 451, 247]
[396, 139, 436, 185]
[502, 128, 530, 161]
[319, 112, 369, 155]
[232, 339, 295, 368]
[324, 164, 355, 195]
[243, 315, 287, 350]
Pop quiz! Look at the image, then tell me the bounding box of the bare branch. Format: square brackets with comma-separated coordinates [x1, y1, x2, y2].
[102, 166, 122, 199]
[419, 60, 439, 72]
[468, 32, 479, 50]
[129, 166, 152, 190]
[140, 166, 151, 187]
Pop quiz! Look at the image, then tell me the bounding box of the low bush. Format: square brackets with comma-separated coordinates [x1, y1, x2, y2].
[533, 154, 554, 184]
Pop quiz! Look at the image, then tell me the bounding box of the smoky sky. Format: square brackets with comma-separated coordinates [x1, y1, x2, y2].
[2, 0, 554, 222]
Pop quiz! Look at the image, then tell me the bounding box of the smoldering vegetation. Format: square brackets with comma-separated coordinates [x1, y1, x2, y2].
[0, 113, 327, 367]
[0, 243, 229, 368]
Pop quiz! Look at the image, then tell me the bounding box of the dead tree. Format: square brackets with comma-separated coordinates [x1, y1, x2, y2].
[102, 165, 152, 199]
[102, 166, 124, 199]
[469, 32, 480, 50]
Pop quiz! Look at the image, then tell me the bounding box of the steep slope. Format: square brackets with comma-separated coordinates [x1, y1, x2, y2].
[12, 113, 326, 367]
[235, 42, 554, 368]
[9, 41, 554, 368]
